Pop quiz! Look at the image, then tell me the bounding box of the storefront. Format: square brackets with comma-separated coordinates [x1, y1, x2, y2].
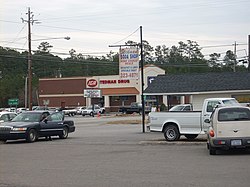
[38, 64, 165, 112]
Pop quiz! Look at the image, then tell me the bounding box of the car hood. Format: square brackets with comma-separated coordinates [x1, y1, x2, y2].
[0, 121, 39, 127]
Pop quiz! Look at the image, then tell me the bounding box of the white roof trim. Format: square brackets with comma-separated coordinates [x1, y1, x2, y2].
[144, 90, 250, 95]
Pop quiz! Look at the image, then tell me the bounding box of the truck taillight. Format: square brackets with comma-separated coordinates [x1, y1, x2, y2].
[209, 129, 215, 137]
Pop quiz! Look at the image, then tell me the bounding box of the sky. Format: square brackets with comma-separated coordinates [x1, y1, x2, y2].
[0, 0, 250, 60]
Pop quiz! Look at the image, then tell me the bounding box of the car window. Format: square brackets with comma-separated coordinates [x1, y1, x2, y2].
[0, 114, 9, 122]
[207, 101, 220, 112]
[12, 113, 41, 122]
[47, 112, 63, 122]
[218, 108, 250, 121]
[183, 106, 191, 111]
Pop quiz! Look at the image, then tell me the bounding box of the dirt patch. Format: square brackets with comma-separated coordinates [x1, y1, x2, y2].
[106, 120, 143, 125]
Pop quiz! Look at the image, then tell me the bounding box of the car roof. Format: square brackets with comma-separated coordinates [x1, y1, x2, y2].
[0, 111, 17, 115]
[21, 110, 50, 114]
[217, 106, 250, 110]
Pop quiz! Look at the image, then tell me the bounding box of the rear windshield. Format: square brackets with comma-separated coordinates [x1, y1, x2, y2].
[218, 108, 250, 121]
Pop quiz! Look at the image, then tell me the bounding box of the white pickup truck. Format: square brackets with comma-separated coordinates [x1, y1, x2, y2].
[148, 98, 240, 141]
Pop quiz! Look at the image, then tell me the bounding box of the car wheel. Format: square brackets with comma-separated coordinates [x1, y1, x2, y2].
[59, 127, 69, 139]
[26, 129, 37, 143]
[209, 145, 216, 155]
[163, 125, 180, 141]
[0, 139, 7, 144]
[184, 134, 198, 140]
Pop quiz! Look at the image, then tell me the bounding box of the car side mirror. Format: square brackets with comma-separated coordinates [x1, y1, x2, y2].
[204, 119, 210, 123]
[43, 118, 48, 123]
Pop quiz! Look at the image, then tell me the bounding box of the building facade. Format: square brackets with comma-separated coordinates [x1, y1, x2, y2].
[38, 65, 165, 112]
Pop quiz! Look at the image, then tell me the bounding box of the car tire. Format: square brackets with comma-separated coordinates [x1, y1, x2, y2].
[184, 134, 198, 140]
[209, 145, 216, 155]
[163, 125, 180, 141]
[26, 129, 37, 143]
[59, 127, 69, 139]
[0, 139, 7, 144]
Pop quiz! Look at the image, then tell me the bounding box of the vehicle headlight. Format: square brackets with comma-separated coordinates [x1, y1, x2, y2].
[12, 127, 27, 131]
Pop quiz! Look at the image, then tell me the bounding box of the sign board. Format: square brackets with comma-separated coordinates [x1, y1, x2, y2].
[43, 100, 50, 106]
[8, 98, 19, 106]
[87, 79, 98, 88]
[119, 47, 139, 80]
[84, 89, 102, 98]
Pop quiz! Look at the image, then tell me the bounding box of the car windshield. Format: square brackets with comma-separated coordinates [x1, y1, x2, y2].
[222, 99, 240, 106]
[218, 108, 250, 121]
[12, 113, 42, 122]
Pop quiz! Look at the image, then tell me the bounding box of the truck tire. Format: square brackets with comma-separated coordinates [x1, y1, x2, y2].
[163, 125, 180, 141]
[184, 134, 198, 140]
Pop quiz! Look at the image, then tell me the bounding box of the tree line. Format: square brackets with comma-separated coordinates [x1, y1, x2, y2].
[0, 40, 248, 107]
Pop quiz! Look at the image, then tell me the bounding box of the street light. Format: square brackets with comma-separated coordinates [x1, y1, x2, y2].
[32, 36, 70, 41]
[27, 34, 70, 110]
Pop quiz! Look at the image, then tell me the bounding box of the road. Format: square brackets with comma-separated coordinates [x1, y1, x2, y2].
[0, 114, 250, 187]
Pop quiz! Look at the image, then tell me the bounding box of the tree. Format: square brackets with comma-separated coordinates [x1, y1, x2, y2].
[223, 50, 236, 71]
[208, 53, 221, 67]
[37, 42, 53, 53]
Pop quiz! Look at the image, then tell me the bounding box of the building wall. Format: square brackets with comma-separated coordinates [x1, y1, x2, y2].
[38, 65, 166, 110]
[39, 77, 86, 107]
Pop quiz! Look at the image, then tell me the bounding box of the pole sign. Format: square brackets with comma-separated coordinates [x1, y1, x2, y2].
[84, 89, 102, 98]
[119, 47, 139, 80]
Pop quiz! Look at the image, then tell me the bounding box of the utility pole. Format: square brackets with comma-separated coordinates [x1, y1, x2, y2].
[140, 26, 145, 133]
[22, 8, 38, 110]
[248, 35, 250, 72]
[233, 41, 237, 72]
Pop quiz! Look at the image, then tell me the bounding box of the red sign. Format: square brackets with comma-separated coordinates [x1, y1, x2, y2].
[87, 79, 98, 87]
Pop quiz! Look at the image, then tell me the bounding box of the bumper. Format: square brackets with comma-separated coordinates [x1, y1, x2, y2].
[0, 132, 26, 141]
[210, 137, 250, 150]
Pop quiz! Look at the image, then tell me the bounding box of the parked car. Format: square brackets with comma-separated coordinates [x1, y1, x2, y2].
[206, 106, 250, 155]
[62, 107, 77, 116]
[81, 105, 105, 116]
[75, 106, 86, 115]
[0, 112, 17, 122]
[118, 102, 151, 114]
[169, 104, 193, 111]
[0, 111, 75, 143]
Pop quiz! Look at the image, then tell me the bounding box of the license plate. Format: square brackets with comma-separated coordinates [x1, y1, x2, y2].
[231, 140, 242, 146]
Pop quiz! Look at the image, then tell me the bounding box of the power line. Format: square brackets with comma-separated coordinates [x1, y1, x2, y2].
[113, 27, 140, 45]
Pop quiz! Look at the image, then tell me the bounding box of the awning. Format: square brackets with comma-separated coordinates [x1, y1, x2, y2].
[102, 87, 139, 95]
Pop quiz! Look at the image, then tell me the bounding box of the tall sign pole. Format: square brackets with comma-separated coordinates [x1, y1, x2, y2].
[140, 26, 145, 133]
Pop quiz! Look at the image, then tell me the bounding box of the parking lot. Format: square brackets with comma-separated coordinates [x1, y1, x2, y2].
[1, 114, 250, 187]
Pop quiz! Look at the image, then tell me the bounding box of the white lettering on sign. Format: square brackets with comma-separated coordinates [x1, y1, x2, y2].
[119, 47, 139, 80]
[100, 80, 130, 84]
[87, 79, 98, 87]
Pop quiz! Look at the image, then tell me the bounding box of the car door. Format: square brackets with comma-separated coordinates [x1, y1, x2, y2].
[40, 112, 64, 136]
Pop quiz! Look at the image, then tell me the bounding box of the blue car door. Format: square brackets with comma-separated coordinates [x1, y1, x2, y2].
[40, 112, 64, 136]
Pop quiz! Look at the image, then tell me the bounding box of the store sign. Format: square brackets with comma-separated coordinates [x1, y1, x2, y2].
[84, 89, 102, 98]
[119, 47, 139, 80]
[87, 79, 98, 88]
[100, 79, 130, 84]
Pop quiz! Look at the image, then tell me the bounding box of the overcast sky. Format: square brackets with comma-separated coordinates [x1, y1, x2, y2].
[1, 0, 250, 60]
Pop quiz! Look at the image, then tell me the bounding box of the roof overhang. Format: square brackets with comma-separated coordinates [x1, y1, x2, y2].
[144, 89, 250, 96]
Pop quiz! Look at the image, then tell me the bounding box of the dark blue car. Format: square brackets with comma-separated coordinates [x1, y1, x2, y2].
[0, 111, 75, 143]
